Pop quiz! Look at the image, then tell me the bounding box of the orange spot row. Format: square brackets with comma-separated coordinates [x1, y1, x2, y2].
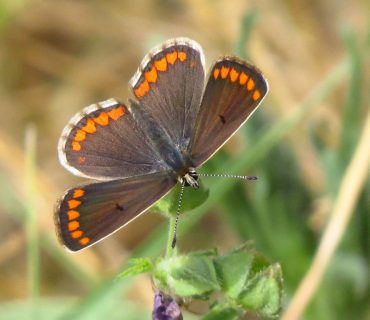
[66, 188, 91, 246]
[134, 50, 187, 98]
[67, 189, 83, 221]
[67, 211, 91, 245]
[212, 66, 262, 101]
[71, 106, 125, 152]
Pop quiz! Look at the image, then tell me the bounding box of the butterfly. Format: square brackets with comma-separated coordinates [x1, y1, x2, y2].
[55, 38, 268, 251]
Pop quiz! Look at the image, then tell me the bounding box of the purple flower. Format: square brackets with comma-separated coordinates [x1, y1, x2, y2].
[152, 291, 183, 320]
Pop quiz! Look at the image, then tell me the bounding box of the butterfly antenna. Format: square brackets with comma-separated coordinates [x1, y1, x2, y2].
[196, 173, 258, 180]
[171, 181, 185, 248]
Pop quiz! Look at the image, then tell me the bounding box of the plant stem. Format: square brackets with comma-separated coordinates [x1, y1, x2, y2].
[282, 97, 370, 320]
[25, 125, 39, 319]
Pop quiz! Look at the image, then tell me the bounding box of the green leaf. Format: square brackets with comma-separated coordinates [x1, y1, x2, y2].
[117, 258, 153, 279]
[155, 254, 219, 297]
[151, 180, 209, 217]
[238, 263, 283, 317]
[214, 243, 254, 299]
[201, 303, 241, 320]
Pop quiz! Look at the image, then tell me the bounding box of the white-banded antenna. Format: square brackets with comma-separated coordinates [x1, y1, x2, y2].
[171, 181, 186, 248]
[196, 173, 258, 180]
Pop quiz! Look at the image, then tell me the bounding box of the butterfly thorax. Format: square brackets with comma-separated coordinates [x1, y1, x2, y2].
[179, 168, 199, 189]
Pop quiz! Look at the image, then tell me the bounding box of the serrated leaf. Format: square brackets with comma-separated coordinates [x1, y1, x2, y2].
[238, 263, 283, 316]
[201, 303, 240, 320]
[117, 258, 153, 279]
[214, 243, 254, 299]
[155, 254, 219, 297]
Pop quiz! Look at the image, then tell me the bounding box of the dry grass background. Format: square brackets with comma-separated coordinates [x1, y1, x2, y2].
[0, 0, 369, 319]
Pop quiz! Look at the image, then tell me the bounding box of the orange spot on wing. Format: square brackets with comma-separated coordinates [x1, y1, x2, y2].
[166, 51, 177, 64]
[178, 51, 187, 62]
[71, 230, 83, 239]
[221, 66, 230, 79]
[74, 129, 86, 141]
[72, 141, 81, 151]
[79, 237, 90, 245]
[229, 68, 239, 82]
[73, 189, 85, 198]
[135, 80, 150, 98]
[154, 57, 167, 71]
[68, 199, 81, 209]
[252, 89, 261, 101]
[145, 66, 158, 83]
[239, 72, 249, 85]
[67, 210, 80, 220]
[108, 106, 125, 120]
[93, 112, 109, 126]
[213, 68, 220, 79]
[247, 78, 255, 91]
[68, 221, 80, 231]
[78, 156, 86, 164]
[82, 118, 96, 133]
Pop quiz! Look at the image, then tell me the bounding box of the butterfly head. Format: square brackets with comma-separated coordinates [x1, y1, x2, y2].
[180, 168, 199, 189]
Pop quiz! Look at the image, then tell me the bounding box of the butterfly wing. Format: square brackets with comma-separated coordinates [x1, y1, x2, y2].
[58, 98, 170, 180]
[129, 38, 205, 155]
[188, 57, 269, 167]
[55, 172, 176, 251]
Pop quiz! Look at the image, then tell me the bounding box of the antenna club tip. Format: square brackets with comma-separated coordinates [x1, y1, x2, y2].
[171, 236, 177, 248]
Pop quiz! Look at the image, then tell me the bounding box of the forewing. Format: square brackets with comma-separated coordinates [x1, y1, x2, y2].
[55, 172, 176, 251]
[58, 98, 169, 180]
[129, 38, 205, 153]
[189, 57, 268, 167]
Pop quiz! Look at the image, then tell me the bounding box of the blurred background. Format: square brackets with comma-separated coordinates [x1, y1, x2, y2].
[0, 0, 369, 319]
